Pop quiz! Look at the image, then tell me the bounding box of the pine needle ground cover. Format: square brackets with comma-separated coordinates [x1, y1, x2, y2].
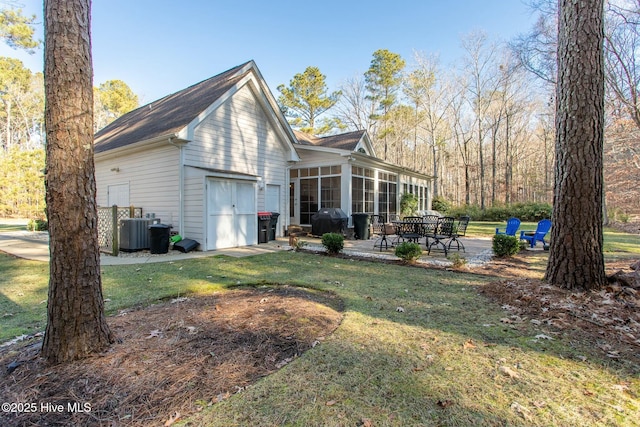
[0, 239, 638, 426]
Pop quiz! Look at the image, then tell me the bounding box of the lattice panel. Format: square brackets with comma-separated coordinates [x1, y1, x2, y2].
[97, 207, 142, 254]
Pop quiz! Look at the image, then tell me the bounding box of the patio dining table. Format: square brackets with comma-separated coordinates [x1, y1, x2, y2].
[391, 215, 440, 245]
[391, 219, 423, 243]
[390, 215, 456, 256]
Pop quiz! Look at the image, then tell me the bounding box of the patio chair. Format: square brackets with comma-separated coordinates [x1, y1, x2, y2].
[421, 214, 441, 247]
[496, 217, 521, 236]
[395, 216, 423, 244]
[426, 216, 455, 256]
[519, 219, 552, 248]
[371, 214, 390, 251]
[446, 216, 470, 252]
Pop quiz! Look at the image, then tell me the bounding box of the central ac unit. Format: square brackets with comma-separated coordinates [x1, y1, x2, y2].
[119, 218, 160, 251]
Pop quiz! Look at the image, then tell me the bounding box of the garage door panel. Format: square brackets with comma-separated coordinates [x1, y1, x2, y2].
[235, 182, 255, 214]
[207, 178, 256, 250]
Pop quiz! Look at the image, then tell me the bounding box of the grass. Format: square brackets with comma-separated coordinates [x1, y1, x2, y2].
[1, 226, 639, 426]
[0, 256, 48, 340]
[0, 223, 27, 232]
[475, 220, 640, 260]
[467, 220, 541, 237]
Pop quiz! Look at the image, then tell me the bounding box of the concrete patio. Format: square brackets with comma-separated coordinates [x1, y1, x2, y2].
[288, 233, 494, 267]
[0, 225, 494, 267]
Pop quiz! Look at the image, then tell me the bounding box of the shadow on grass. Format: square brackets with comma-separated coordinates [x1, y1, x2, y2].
[102, 251, 638, 377]
[0, 254, 49, 342]
[3, 249, 638, 426]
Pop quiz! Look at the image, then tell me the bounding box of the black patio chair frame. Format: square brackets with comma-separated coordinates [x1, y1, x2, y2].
[371, 214, 390, 251]
[446, 216, 470, 252]
[426, 216, 455, 256]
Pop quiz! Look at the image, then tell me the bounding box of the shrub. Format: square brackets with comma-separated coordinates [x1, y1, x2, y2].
[448, 252, 468, 268]
[400, 193, 419, 217]
[321, 233, 344, 254]
[492, 234, 520, 257]
[431, 196, 451, 214]
[609, 207, 630, 223]
[27, 218, 48, 231]
[447, 204, 480, 221]
[394, 242, 423, 263]
[445, 202, 552, 222]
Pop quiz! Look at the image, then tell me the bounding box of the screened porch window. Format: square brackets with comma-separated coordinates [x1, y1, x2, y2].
[351, 166, 374, 214]
[378, 172, 397, 220]
[294, 166, 342, 224]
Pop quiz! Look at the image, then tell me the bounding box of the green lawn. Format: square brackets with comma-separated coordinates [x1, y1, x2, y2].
[0, 223, 27, 232]
[472, 220, 640, 260]
[1, 226, 639, 426]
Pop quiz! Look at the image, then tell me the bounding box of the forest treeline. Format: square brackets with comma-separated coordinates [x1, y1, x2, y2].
[1, 2, 638, 220]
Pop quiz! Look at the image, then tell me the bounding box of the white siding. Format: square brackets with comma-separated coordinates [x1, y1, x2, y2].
[95, 144, 180, 227]
[183, 168, 206, 244]
[182, 84, 290, 247]
[294, 149, 341, 166]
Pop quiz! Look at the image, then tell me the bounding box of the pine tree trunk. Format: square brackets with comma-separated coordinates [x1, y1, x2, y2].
[41, 0, 114, 363]
[546, 0, 606, 291]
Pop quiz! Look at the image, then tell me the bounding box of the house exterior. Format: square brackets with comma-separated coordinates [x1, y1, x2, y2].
[94, 61, 432, 251]
[291, 131, 432, 227]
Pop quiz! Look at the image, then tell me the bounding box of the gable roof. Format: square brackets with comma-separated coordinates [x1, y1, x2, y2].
[294, 130, 366, 151]
[94, 61, 298, 157]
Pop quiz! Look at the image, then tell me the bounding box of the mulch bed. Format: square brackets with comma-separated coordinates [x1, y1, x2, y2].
[479, 255, 640, 368]
[0, 286, 343, 427]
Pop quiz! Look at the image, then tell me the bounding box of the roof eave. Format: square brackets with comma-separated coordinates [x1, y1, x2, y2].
[95, 133, 189, 160]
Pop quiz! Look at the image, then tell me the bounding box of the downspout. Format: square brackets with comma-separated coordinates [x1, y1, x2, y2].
[169, 137, 185, 236]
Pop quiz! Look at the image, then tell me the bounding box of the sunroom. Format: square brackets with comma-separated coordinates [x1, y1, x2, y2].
[290, 130, 433, 228]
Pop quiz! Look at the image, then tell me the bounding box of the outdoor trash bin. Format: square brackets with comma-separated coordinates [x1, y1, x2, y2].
[149, 224, 171, 254]
[352, 213, 371, 240]
[258, 212, 271, 243]
[268, 212, 280, 241]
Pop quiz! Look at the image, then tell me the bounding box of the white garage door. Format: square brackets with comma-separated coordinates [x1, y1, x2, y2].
[207, 178, 257, 250]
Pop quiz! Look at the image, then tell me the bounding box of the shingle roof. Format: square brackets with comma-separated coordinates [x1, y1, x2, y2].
[94, 61, 253, 153]
[293, 129, 366, 151]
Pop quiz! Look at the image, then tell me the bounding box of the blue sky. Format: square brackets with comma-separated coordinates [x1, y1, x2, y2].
[3, 1, 537, 104]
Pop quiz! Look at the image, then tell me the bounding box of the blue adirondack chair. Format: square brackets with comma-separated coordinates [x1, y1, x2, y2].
[496, 217, 521, 236]
[519, 219, 552, 248]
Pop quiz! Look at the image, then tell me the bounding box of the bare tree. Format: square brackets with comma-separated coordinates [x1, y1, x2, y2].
[42, 0, 114, 363]
[334, 75, 378, 138]
[546, 0, 606, 291]
[407, 53, 453, 198]
[461, 31, 502, 210]
[448, 75, 475, 206]
[511, 1, 558, 86]
[604, 0, 640, 130]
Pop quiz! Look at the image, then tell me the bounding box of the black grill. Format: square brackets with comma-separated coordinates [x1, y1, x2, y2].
[311, 208, 348, 236]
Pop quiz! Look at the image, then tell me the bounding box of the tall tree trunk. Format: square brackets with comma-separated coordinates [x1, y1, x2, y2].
[431, 141, 438, 198]
[478, 122, 486, 210]
[504, 113, 512, 204]
[42, 0, 114, 363]
[491, 124, 497, 205]
[546, 0, 606, 291]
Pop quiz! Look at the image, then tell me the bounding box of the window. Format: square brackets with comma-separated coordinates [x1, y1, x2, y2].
[297, 165, 342, 224]
[300, 178, 318, 225]
[351, 166, 374, 214]
[321, 176, 341, 208]
[378, 173, 397, 220]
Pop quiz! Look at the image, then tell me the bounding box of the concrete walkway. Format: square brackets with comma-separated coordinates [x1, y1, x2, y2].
[0, 230, 289, 265]
[0, 224, 494, 267]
